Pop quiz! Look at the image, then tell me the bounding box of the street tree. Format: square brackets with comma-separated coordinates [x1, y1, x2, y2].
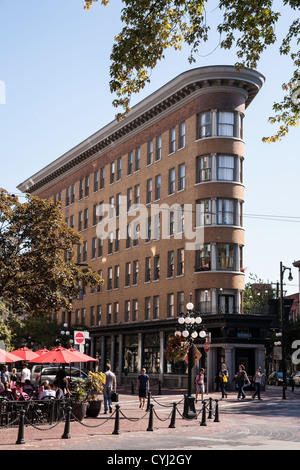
[0, 189, 103, 317]
[84, 0, 300, 142]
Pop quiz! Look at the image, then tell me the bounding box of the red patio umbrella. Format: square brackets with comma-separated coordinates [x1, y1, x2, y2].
[67, 348, 98, 363]
[0, 348, 19, 363]
[28, 346, 80, 364]
[10, 347, 39, 362]
[34, 348, 49, 357]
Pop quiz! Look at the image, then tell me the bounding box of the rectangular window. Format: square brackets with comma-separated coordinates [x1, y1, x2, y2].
[217, 199, 235, 225]
[167, 293, 175, 318]
[96, 305, 101, 325]
[135, 147, 141, 171]
[198, 112, 212, 138]
[145, 257, 151, 282]
[125, 300, 130, 322]
[125, 262, 131, 286]
[115, 228, 120, 252]
[217, 156, 235, 181]
[146, 179, 152, 204]
[83, 241, 88, 262]
[153, 296, 159, 319]
[155, 174, 161, 200]
[154, 255, 160, 280]
[110, 162, 115, 184]
[85, 176, 89, 197]
[98, 236, 103, 258]
[167, 251, 174, 278]
[195, 244, 211, 271]
[155, 136, 162, 161]
[169, 127, 176, 153]
[177, 292, 184, 315]
[114, 302, 119, 323]
[196, 289, 211, 314]
[107, 304, 112, 324]
[177, 248, 184, 275]
[168, 168, 175, 195]
[197, 156, 211, 182]
[218, 243, 234, 270]
[196, 199, 212, 226]
[84, 208, 88, 229]
[217, 111, 234, 136]
[92, 237, 97, 259]
[78, 211, 83, 232]
[127, 188, 132, 211]
[134, 184, 140, 206]
[179, 122, 185, 149]
[147, 140, 153, 165]
[133, 299, 138, 321]
[100, 167, 105, 189]
[109, 196, 114, 219]
[94, 171, 99, 192]
[145, 297, 151, 320]
[114, 265, 120, 289]
[117, 157, 122, 181]
[79, 179, 84, 200]
[65, 187, 70, 207]
[128, 151, 133, 175]
[178, 163, 185, 191]
[133, 260, 139, 285]
[90, 306, 95, 326]
[108, 231, 113, 254]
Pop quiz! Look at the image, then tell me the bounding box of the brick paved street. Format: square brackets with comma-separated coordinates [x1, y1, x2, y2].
[1, 386, 300, 453]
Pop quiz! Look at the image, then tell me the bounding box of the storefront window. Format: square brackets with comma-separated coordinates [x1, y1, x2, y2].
[124, 334, 138, 373]
[143, 333, 160, 373]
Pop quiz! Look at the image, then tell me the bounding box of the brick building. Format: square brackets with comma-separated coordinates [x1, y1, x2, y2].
[18, 65, 272, 389]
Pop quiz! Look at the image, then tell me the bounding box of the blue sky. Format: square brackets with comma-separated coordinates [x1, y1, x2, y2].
[0, 0, 299, 294]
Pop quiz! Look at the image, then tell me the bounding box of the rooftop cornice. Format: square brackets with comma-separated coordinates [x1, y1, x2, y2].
[18, 65, 265, 194]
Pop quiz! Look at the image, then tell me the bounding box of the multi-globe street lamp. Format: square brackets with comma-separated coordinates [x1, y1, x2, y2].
[175, 301, 207, 419]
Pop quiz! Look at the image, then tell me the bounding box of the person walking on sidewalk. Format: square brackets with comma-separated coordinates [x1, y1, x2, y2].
[219, 364, 228, 399]
[103, 364, 116, 414]
[137, 368, 150, 410]
[236, 364, 250, 400]
[252, 367, 264, 400]
[195, 368, 205, 403]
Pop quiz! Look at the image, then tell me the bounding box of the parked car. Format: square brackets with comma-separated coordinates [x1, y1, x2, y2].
[268, 371, 290, 386]
[289, 371, 300, 386]
[33, 366, 88, 389]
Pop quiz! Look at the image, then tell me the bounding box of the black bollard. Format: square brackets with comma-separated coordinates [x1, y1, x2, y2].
[214, 399, 220, 423]
[16, 409, 25, 445]
[131, 380, 135, 395]
[158, 380, 162, 395]
[200, 400, 207, 426]
[112, 404, 121, 435]
[147, 403, 154, 431]
[146, 391, 151, 412]
[61, 406, 72, 439]
[169, 402, 177, 429]
[208, 397, 213, 419]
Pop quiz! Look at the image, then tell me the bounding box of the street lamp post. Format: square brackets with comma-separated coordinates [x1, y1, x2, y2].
[279, 261, 293, 399]
[175, 301, 206, 419]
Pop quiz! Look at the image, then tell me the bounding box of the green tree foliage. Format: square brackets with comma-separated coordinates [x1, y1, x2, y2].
[84, 0, 300, 141]
[243, 274, 276, 314]
[0, 189, 103, 316]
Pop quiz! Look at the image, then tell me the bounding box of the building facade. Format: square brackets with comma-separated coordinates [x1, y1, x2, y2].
[18, 66, 271, 390]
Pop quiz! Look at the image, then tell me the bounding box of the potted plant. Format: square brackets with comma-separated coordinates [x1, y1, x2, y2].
[69, 378, 88, 421]
[164, 335, 190, 362]
[86, 371, 106, 418]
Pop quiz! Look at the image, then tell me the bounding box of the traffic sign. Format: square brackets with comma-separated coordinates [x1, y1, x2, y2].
[204, 341, 210, 352]
[74, 331, 85, 345]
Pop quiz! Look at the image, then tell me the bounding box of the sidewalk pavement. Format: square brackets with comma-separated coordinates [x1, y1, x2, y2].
[1, 385, 300, 452]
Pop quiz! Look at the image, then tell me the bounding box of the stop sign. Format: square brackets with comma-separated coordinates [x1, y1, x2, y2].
[204, 341, 210, 352]
[74, 331, 85, 344]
